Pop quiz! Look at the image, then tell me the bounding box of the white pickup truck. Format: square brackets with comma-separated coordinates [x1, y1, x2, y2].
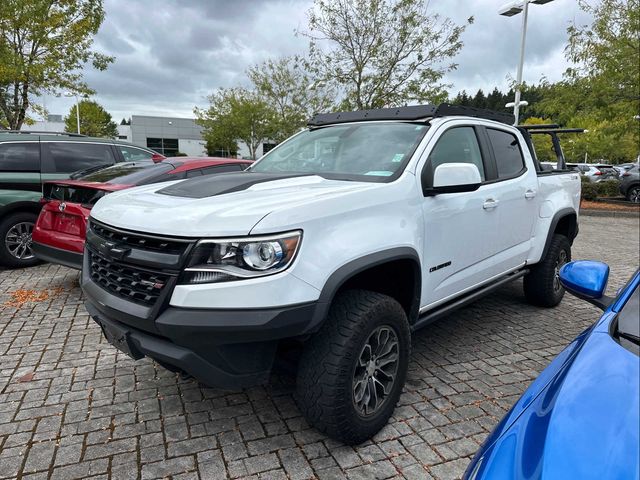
[82, 104, 581, 444]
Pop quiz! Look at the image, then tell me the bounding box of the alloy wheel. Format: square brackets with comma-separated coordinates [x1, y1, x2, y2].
[5, 221, 35, 260]
[352, 325, 400, 416]
[629, 187, 640, 204]
[553, 249, 568, 292]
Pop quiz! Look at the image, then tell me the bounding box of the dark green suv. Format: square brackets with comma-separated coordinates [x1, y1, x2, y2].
[0, 131, 163, 268]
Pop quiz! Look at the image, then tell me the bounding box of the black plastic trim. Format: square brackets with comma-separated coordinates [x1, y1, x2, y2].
[32, 242, 82, 270]
[310, 247, 422, 330]
[541, 208, 579, 260]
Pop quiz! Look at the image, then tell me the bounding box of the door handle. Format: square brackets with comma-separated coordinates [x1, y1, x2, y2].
[524, 189, 537, 199]
[483, 198, 499, 210]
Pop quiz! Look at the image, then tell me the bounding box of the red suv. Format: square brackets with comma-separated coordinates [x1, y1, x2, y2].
[32, 157, 252, 269]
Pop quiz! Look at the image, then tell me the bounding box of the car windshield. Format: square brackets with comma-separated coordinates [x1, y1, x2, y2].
[250, 122, 429, 182]
[79, 162, 173, 184]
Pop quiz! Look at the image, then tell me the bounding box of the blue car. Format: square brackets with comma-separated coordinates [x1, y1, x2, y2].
[465, 261, 639, 480]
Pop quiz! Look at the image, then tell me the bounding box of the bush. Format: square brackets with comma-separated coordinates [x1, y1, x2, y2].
[597, 179, 620, 198]
[581, 180, 599, 201]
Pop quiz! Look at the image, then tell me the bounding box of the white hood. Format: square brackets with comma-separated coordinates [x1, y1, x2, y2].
[90, 175, 379, 237]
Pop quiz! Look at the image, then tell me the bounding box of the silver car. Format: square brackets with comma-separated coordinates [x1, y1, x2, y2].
[620, 165, 640, 203]
[571, 163, 620, 183]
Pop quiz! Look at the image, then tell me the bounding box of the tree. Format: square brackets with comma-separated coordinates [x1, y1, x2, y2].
[195, 88, 276, 160]
[538, 0, 639, 163]
[64, 100, 118, 138]
[302, 0, 473, 110]
[247, 56, 334, 142]
[0, 0, 113, 130]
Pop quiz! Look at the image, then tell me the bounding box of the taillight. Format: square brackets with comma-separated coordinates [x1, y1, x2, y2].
[623, 172, 631, 177]
[594, 170, 602, 175]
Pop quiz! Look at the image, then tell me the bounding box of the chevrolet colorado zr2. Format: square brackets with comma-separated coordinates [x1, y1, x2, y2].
[81, 104, 581, 444]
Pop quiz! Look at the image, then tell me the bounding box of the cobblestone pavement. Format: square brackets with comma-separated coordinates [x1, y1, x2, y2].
[0, 215, 638, 480]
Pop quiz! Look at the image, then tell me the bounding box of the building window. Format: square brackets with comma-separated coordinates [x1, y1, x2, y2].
[262, 142, 277, 154]
[147, 138, 179, 157]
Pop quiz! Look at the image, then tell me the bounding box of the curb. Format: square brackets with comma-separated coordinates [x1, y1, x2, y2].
[580, 209, 640, 219]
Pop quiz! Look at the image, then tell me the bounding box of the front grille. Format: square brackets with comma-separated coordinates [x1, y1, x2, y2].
[90, 221, 188, 255]
[88, 250, 171, 307]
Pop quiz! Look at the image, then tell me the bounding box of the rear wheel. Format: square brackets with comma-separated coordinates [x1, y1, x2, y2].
[295, 290, 410, 445]
[627, 185, 640, 204]
[0, 212, 40, 268]
[523, 234, 571, 307]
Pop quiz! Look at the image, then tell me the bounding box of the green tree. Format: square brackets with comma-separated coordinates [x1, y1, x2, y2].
[539, 0, 639, 163]
[0, 0, 113, 130]
[195, 88, 276, 160]
[64, 99, 118, 138]
[247, 56, 334, 142]
[302, 0, 473, 110]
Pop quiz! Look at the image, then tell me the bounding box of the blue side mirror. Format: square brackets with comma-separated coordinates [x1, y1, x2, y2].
[559, 260, 612, 310]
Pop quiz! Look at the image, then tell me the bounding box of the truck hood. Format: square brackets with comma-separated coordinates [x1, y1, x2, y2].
[90, 172, 379, 237]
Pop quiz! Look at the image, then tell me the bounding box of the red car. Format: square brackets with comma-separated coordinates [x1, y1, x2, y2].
[32, 157, 252, 269]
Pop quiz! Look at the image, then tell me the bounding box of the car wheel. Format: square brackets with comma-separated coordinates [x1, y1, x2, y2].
[523, 234, 571, 307]
[627, 186, 640, 204]
[295, 289, 410, 445]
[0, 212, 40, 268]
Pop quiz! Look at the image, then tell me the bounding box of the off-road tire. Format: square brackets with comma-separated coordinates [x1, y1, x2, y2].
[523, 234, 571, 307]
[0, 212, 40, 269]
[295, 289, 410, 445]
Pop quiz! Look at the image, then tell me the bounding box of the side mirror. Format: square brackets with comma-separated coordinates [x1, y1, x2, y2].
[559, 260, 613, 310]
[424, 163, 482, 196]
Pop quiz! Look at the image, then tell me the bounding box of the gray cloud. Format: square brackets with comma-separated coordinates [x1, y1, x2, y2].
[39, 0, 590, 121]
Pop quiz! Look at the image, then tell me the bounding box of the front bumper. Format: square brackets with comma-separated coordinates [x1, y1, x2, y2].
[83, 275, 317, 389]
[32, 242, 83, 270]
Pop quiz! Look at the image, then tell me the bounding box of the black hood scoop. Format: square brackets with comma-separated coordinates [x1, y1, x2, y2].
[156, 172, 312, 199]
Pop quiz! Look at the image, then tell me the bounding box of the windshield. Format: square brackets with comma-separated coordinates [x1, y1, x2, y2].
[250, 122, 429, 182]
[80, 162, 173, 184]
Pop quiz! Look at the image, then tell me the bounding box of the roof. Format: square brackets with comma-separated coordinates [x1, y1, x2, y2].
[307, 103, 515, 127]
[0, 131, 155, 149]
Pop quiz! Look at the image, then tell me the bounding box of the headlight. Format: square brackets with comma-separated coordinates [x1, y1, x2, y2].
[179, 231, 302, 284]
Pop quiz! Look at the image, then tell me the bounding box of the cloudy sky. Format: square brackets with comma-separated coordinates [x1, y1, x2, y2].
[41, 0, 592, 121]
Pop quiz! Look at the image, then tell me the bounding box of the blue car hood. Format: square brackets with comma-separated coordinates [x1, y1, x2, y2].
[471, 316, 640, 480]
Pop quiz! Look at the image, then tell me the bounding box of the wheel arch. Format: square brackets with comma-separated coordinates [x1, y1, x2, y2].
[541, 208, 578, 260]
[0, 201, 42, 222]
[308, 247, 422, 332]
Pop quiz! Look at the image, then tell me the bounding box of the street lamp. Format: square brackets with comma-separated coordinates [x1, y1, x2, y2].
[499, 0, 555, 125]
[64, 91, 80, 134]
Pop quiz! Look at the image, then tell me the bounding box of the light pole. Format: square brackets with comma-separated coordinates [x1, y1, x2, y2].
[499, 0, 555, 125]
[64, 92, 80, 134]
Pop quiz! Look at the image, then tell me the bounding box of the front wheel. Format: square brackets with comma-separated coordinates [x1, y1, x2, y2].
[0, 212, 40, 268]
[523, 234, 571, 307]
[295, 290, 410, 445]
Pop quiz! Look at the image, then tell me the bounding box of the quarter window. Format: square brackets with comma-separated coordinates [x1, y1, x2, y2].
[0, 142, 40, 171]
[118, 146, 154, 162]
[424, 127, 485, 184]
[42, 142, 116, 173]
[487, 129, 525, 179]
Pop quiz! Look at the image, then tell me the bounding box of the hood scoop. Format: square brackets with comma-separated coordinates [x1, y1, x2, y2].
[156, 171, 312, 199]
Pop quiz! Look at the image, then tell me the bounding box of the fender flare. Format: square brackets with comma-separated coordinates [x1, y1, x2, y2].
[306, 247, 422, 333]
[541, 207, 578, 260]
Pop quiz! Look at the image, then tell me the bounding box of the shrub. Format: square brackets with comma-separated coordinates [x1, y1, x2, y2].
[597, 179, 620, 198]
[581, 176, 599, 201]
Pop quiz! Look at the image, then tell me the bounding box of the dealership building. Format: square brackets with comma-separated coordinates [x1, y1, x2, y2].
[23, 114, 270, 159]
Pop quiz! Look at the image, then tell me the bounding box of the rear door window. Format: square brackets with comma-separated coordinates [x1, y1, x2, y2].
[42, 142, 116, 174]
[0, 142, 40, 171]
[117, 145, 154, 162]
[487, 129, 526, 179]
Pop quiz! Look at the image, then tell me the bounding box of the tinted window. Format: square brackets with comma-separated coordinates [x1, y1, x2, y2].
[118, 146, 153, 162]
[425, 127, 485, 183]
[80, 162, 173, 184]
[43, 142, 116, 173]
[488, 129, 525, 179]
[201, 164, 247, 175]
[147, 138, 178, 157]
[0, 142, 40, 171]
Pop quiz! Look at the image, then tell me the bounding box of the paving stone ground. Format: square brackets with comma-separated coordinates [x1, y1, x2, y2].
[0, 215, 638, 480]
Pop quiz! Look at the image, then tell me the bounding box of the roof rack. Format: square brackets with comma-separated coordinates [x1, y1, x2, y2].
[0, 130, 87, 137]
[307, 103, 515, 127]
[518, 123, 560, 130]
[525, 128, 585, 135]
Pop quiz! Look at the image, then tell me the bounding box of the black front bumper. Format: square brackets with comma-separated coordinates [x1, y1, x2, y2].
[32, 242, 83, 270]
[83, 276, 317, 389]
